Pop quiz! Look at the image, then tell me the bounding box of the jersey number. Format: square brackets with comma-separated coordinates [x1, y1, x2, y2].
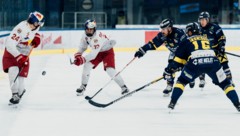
[11, 34, 20, 41]
[192, 41, 210, 50]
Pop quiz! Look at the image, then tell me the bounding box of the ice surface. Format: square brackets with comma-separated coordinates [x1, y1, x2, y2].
[0, 51, 240, 136]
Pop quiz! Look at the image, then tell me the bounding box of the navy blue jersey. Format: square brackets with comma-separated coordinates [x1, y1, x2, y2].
[200, 23, 226, 49]
[167, 35, 217, 71]
[141, 27, 187, 53]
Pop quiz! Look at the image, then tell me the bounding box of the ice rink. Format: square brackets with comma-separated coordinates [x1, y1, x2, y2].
[0, 51, 240, 136]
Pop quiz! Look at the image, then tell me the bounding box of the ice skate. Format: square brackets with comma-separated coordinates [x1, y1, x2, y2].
[199, 79, 205, 88]
[168, 102, 176, 109]
[234, 103, 240, 112]
[168, 101, 176, 113]
[163, 84, 173, 97]
[121, 85, 129, 95]
[9, 93, 20, 105]
[76, 84, 87, 96]
[189, 81, 195, 88]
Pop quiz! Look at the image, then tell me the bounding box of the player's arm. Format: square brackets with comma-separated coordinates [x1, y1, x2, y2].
[134, 32, 165, 58]
[163, 40, 188, 80]
[5, 26, 22, 57]
[5, 26, 30, 67]
[215, 25, 226, 54]
[74, 38, 102, 66]
[74, 38, 89, 66]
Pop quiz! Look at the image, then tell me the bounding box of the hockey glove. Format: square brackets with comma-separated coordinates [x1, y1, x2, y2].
[74, 52, 86, 66]
[163, 68, 174, 80]
[218, 45, 225, 55]
[31, 33, 41, 48]
[134, 47, 146, 58]
[16, 54, 28, 67]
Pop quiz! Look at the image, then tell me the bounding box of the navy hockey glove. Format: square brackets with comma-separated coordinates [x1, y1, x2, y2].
[134, 47, 146, 58]
[217, 41, 226, 55]
[218, 45, 225, 55]
[163, 68, 174, 80]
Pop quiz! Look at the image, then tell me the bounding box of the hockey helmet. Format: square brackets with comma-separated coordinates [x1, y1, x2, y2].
[185, 22, 200, 35]
[160, 18, 173, 29]
[27, 11, 45, 27]
[198, 11, 210, 20]
[84, 19, 97, 37]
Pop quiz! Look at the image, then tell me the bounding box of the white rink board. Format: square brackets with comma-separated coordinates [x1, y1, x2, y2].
[1, 29, 240, 50]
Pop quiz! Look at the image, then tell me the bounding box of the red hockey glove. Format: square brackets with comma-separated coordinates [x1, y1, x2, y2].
[16, 54, 28, 67]
[31, 33, 41, 48]
[74, 52, 86, 66]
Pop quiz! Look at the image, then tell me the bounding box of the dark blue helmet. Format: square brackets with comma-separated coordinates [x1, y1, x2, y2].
[27, 11, 45, 27]
[84, 19, 97, 36]
[198, 11, 210, 20]
[160, 18, 173, 29]
[185, 22, 201, 35]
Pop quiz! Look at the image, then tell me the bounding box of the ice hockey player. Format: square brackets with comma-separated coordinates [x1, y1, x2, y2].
[2, 11, 44, 105]
[164, 22, 240, 112]
[190, 11, 234, 88]
[134, 18, 187, 97]
[73, 19, 129, 96]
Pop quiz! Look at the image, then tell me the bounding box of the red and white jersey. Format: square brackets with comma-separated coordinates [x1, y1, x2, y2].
[78, 31, 116, 62]
[5, 20, 40, 57]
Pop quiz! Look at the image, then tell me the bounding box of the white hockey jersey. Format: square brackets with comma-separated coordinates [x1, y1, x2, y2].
[78, 31, 116, 62]
[5, 21, 40, 57]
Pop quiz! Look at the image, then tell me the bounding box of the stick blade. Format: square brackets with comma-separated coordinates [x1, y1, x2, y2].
[85, 96, 91, 100]
[88, 99, 110, 108]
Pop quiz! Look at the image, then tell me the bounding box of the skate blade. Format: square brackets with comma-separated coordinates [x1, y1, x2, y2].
[168, 108, 174, 114]
[163, 93, 170, 97]
[76, 93, 84, 96]
[8, 103, 19, 108]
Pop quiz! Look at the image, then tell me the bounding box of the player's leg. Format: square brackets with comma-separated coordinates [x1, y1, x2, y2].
[199, 73, 205, 88]
[218, 54, 234, 86]
[163, 76, 175, 97]
[189, 80, 195, 88]
[221, 61, 234, 87]
[168, 66, 198, 109]
[103, 48, 129, 95]
[8, 66, 21, 104]
[106, 67, 129, 95]
[76, 62, 94, 96]
[207, 65, 240, 111]
[18, 77, 26, 98]
[163, 53, 175, 96]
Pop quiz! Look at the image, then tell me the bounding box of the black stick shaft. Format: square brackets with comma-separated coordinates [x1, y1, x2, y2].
[88, 77, 164, 108]
[225, 51, 240, 57]
[85, 57, 136, 100]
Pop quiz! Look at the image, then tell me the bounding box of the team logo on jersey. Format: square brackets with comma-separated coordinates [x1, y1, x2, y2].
[17, 28, 22, 34]
[94, 39, 98, 43]
[193, 59, 198, 65]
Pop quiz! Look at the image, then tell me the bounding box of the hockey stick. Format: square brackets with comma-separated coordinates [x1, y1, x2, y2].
[88, 76, 164, 108]
[10, 46, 34, 88]
[85, 57, 137, 100]
[67, 54, 74, 65]
[225, 51, 240, 58]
